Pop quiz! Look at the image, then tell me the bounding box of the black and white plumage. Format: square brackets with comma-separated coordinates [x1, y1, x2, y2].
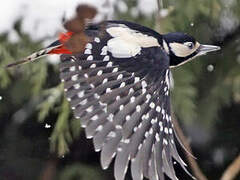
[9, 20, 220, 180]
[58, 20, 220, 180]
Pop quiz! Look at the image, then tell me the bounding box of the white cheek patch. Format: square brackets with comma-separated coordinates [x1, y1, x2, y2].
[169, 42, 200, 57]
[106, 26, 160, 58]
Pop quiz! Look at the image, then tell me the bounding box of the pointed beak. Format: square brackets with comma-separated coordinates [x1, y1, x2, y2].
[197, 44, 221, 56]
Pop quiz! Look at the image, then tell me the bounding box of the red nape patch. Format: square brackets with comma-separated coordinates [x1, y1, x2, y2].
[48, 32, 73, 54]
[59, 31, 73, 44]
[48, 45, 72, 54]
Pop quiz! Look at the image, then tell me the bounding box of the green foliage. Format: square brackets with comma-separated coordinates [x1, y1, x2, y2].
[0, 21, 74, 157]
[58, 164, 103, 180]
[0, 42, 12, 88]
[50, 98, 72, 156]
[37, 84, 63, 122]
[171, 64, 198, 123]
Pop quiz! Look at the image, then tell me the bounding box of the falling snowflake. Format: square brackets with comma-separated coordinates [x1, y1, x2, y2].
[207, 64, 214, 72]
[45, 123, 51, 128]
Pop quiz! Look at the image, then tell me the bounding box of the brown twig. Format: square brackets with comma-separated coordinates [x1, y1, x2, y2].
[172, 113, 208, 180]
[221, 154, 240, 180]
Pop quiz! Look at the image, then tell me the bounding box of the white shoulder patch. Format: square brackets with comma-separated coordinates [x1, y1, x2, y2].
[106, 25, 160, 58]
[107, 37, 141, 58]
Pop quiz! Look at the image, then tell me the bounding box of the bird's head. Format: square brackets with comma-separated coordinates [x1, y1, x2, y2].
[162, 32, 220, 67]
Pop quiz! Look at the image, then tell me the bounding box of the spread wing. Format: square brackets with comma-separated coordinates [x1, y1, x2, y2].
[59, 21, 192, 180]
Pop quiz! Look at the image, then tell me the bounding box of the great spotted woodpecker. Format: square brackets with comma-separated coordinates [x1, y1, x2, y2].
[8, 20, 220, 180]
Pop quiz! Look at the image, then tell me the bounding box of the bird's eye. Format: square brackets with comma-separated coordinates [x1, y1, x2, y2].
[185, 42, 194, 49]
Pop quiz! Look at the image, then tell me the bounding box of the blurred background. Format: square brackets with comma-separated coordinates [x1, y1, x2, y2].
[0, 0, 240, 180]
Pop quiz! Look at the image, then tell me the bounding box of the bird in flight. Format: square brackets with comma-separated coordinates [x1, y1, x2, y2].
[7, 20, 220, 180]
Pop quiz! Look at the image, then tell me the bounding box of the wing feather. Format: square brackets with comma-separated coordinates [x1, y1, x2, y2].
[59, 21, 193, 180]
[114, 142, 131, 180]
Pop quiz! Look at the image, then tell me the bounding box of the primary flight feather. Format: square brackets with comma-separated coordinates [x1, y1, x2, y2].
[7, 19, 220, 180]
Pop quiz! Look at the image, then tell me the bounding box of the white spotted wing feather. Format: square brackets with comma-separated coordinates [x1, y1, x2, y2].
[59, 21, 193, 180]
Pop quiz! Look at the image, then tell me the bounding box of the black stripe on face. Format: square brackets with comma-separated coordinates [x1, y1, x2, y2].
[169, 50, 198, 67]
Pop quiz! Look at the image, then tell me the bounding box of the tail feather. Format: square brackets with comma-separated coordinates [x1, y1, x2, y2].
[6, 32, 73, 68]
[6, 44, 62, 68]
